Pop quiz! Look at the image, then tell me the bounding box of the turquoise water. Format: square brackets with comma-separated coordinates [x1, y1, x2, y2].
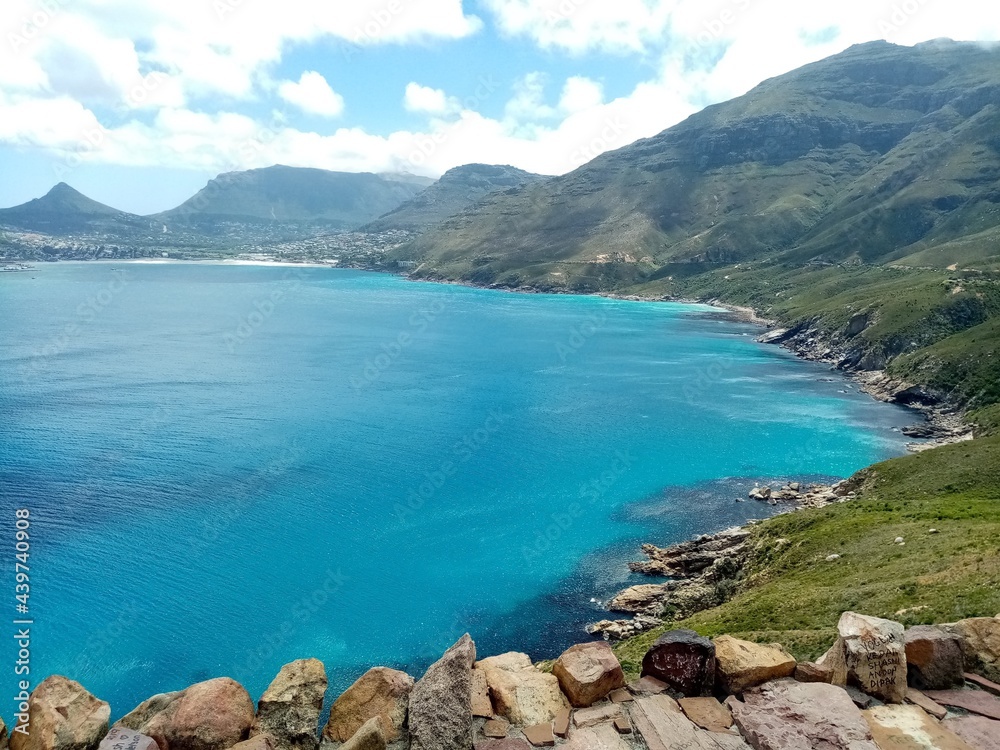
[0, 262, 916, 715]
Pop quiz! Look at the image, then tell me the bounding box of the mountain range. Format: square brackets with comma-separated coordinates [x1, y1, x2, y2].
[2, 39, 998, 412]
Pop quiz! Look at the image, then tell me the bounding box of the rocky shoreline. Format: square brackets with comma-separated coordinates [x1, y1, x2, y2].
[9, 611, 1000, 750]
[587, 480, 857, 641]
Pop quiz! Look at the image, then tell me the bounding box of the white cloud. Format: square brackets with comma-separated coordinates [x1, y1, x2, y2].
[559, 76, 603, 114]
[279, 72, 345, 118]
[403, 83, 451, 115]
[2, 0, 1000, 201]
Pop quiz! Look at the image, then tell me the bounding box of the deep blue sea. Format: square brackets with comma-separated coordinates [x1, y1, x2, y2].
[0, 262, 918, 715]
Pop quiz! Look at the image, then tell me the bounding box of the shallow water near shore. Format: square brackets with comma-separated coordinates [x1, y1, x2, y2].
[0, 263, 917, 714]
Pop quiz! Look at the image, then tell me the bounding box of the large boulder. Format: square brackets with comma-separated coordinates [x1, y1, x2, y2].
[338, 718, 385, 750]
[728, 679, 878, 750]
[117, 677, 254, 750]
[551, 642, 625, 707]
[251, 659, 326, 750]
[640, 629, 716, 697]
[409, 634, 476, 750]
[819, 611, 908, 703]
[713, 636, 796, 695]
[323, 667, 413, 744]
[864, 705, 975, 750]
[10, 676, 110, 750]
[905, 626, 965, 690]
[950, 617, 1000, 683]
[474, 653, 568, 726]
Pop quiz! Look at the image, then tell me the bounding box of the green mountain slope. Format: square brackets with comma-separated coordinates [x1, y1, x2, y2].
[155, 165, 429, 231]
[388, 39, 1000, 410]
[0, 183, 148, 234]
[394, 40, 1000, 285]
[363, 163, 546, 233]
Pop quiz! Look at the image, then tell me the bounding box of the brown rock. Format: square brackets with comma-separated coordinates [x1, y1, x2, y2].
[471, 670, 493, 718]
[339, 718, 385, 750]
[607, 584, 670, 614]
[943, 716, 1000, 750]
[1, 717, 8, 750]
[572, 704, 621, 728]
[521, 725, 553, 747]
[474, 653, 568, 726]
[820, 611, 908, 704]
[118, 678, 253, 750]
[906, 626, 965, 690]
[409, 634, 476, 750]
[964, 673, 1000, 696]
[906, 688, 948, 720]
[640, 629, 716, 697]
[552, 710, 569, 739]
[864, 705, 975, 750]
[713, 636, 796, 695]
[924, 690, 1000, 721]
[473, 741, 531, 750]
[631, 695, 750, 750]
[612, 716, 631, 734]
[251, 659, 326, 750]
[322, 667, 413, 743]
[729, 679, 878, 750]
[951, 619, 1000, 683]
[482, 720, 508, 739]
[794, 661, 833, 683]
[11, 676, 110, 750]
[677, 697, 733, 732]
[552, 642, 625, 708]
[227, 738, 274, 750]
[608, 689, 632, 704]
[628, 676, 668, 695]
[561, 723, 632, 750]
[98, 727, 158, 750]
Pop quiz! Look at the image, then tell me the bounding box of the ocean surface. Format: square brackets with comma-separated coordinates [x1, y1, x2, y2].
[0, 262, 919, 715]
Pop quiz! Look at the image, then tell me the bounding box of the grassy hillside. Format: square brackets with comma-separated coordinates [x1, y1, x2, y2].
[614, 434, 1000, 673]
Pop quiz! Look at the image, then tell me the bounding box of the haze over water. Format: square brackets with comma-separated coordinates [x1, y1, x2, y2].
[0, 263, 917, 714]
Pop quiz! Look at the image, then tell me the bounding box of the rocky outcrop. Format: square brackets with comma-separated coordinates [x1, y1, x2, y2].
[949, 617, 1000, 683]
[905, 626, 965, 689]
[640, 629, 716, 697]
[474, 653, 568, 726]
[11, 676, 110, 750]
[551, 642, 625, 708]
[338, 718, 385, 750]
[408, 634, 476, 750]
[251, 659, 326, 750]
[819, 611, 908, 703]
[729, 680, 879, 750]
[322, 667, 413, 744]
[117, 678, 254, 750]
[713, 636, 797, 694]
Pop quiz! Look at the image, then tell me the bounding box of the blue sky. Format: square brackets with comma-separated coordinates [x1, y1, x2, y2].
[1, 0, 997, 215]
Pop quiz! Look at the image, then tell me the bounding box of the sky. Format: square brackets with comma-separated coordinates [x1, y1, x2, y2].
[1, 0, 998, 215]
